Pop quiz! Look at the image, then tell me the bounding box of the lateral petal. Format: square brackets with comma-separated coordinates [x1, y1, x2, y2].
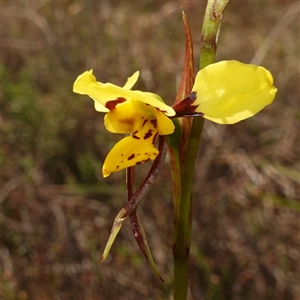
[192, 60, 277, 124]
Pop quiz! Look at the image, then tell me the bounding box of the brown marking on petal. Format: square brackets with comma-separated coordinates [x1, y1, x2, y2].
[128, 154, 135, 160]
[135, 158, 151, 165]
[105, 97, 126, 110]
[152, 132, 158, 145]
[150, 119, 157, 128]
[154, 106, 168, 113]
[144, 129, 154, 140]
[142, 158, 151, 163]
[171, 92, 203, 117]
[118, 118, 134, 127]
[116, 166, 119, 169]
[132, 130, 140, 139]
[142, 119, 148, 128]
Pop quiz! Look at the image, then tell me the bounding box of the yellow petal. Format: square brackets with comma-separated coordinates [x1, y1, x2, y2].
[73, 70, 175, 116]
[192, 60, 277, 124]
[103, 112, 162, 177]
[104, 99, 175, 135]
[102, 136, 159, 177]
[156, 110, 175, 135]
[123, 71, 139, 90]
[104, 100, 138, 134]
[73, 70, 109, 112]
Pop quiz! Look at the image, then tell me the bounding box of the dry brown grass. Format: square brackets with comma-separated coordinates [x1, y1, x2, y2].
[2, 1, 299, 299]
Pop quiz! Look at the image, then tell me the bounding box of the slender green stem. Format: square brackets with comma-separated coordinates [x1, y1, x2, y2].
[172, 1, 228, 299]
[173, 117, 204, 300]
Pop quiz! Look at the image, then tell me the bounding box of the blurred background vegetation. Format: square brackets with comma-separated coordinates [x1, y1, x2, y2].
[2, 1, 299, 299]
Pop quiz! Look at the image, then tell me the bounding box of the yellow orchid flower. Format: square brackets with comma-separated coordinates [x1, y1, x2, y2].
[73, 60, 276, 177]
[73, 70, 175, 177]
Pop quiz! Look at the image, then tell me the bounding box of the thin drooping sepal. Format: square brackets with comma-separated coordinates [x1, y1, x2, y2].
[127, 167, 164, 282]
[101, 136, 168, 263]
[129, 212, 164, 282]
[101, 210, 125, 262]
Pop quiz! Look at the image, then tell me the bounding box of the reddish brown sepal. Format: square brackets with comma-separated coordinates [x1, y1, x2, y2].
[174, 12, 195, 104]
[168, 12, 196, 170]
[172, 92, 202, 118]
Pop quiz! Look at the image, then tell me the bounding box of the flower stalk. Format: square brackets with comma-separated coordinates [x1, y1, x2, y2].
[172, 1, 229, 299]
[170, 12, 195, 300]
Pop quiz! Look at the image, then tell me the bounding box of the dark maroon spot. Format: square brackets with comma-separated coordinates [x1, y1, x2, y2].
[128, 154, 135, 160]
[135, 158, 151, 165]
[144, 129, 154, 140]
[105, 97, 126, 110]
[155, 107, 167, 113]
[142, 158, 151, 163]
[116, 166, 119, 169]
[150, 119, 157, 128]
[132, 134, 140, 140]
